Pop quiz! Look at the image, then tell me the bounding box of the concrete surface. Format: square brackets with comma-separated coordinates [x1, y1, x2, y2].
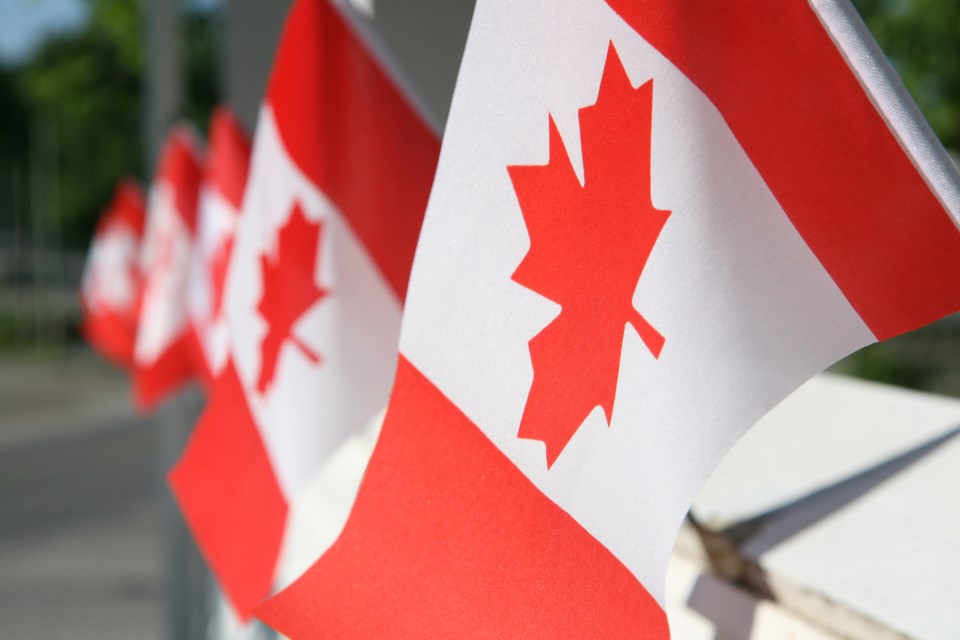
[0, 351, 164, 639]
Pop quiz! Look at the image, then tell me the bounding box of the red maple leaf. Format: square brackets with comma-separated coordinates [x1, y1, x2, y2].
[256, 202, 328, 394]
[509, 43, 670, 467]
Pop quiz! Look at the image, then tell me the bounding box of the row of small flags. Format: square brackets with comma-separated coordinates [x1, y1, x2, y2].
[81, 108, 250, 400]
[80, 0, 960, 637]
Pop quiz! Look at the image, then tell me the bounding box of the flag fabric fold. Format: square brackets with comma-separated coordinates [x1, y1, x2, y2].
[257, 0, 960, 637]
[80, 180, 146, 369]
[133, 126, 204, 410]
[169, 0, 440, 619]
[169, 360, 288, 615]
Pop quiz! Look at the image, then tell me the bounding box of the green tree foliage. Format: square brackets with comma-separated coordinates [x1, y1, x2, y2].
[0, 67, 28, 164]
[6, 0, 220, 247]
[854, 0, 960, 149]
[16, 0, 144, 246]
[183, 7, 223, 135]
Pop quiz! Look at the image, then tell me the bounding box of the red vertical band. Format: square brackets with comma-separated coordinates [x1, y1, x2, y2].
[206, 106, 251, 210]
[133, 332, 195, 411]
[156, 126, 203, 234]
[606, 0, 960, 339]
[267, 0, 440, 302]
[82, 308, 138, 370]
[104, 179, 146, 236]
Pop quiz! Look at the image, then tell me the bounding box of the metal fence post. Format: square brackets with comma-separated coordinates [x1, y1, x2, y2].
[154, 386, 211, 640]
[142, 1, 213, 638]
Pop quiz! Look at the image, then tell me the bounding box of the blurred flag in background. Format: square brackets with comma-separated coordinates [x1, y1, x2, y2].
[133, 126, 204, 411]
[169, 0, 441, 618]
[186, 106, 251, 387]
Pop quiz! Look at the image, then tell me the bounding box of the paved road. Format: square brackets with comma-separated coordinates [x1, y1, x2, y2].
[0, 353, 164, 640]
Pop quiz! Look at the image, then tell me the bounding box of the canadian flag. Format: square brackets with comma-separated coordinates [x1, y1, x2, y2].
[133, 126, 204, 410]
[81, 180, 146, 369]
[169, 0, 440, 619]
[186, 106, 251, 386]
[258, 0, 960, 637]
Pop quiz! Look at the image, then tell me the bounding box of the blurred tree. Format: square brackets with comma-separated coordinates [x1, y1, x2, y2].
[16, 0, 143, 246]
[854, 0, 960, 150]
[183, 7, 223, 134]
[9, 0, 221, 247]
[0, 66, 28, 165]
[0, 65, 28, 241]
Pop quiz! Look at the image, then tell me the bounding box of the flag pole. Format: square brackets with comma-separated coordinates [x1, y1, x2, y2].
[143, 1, 211, 638]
